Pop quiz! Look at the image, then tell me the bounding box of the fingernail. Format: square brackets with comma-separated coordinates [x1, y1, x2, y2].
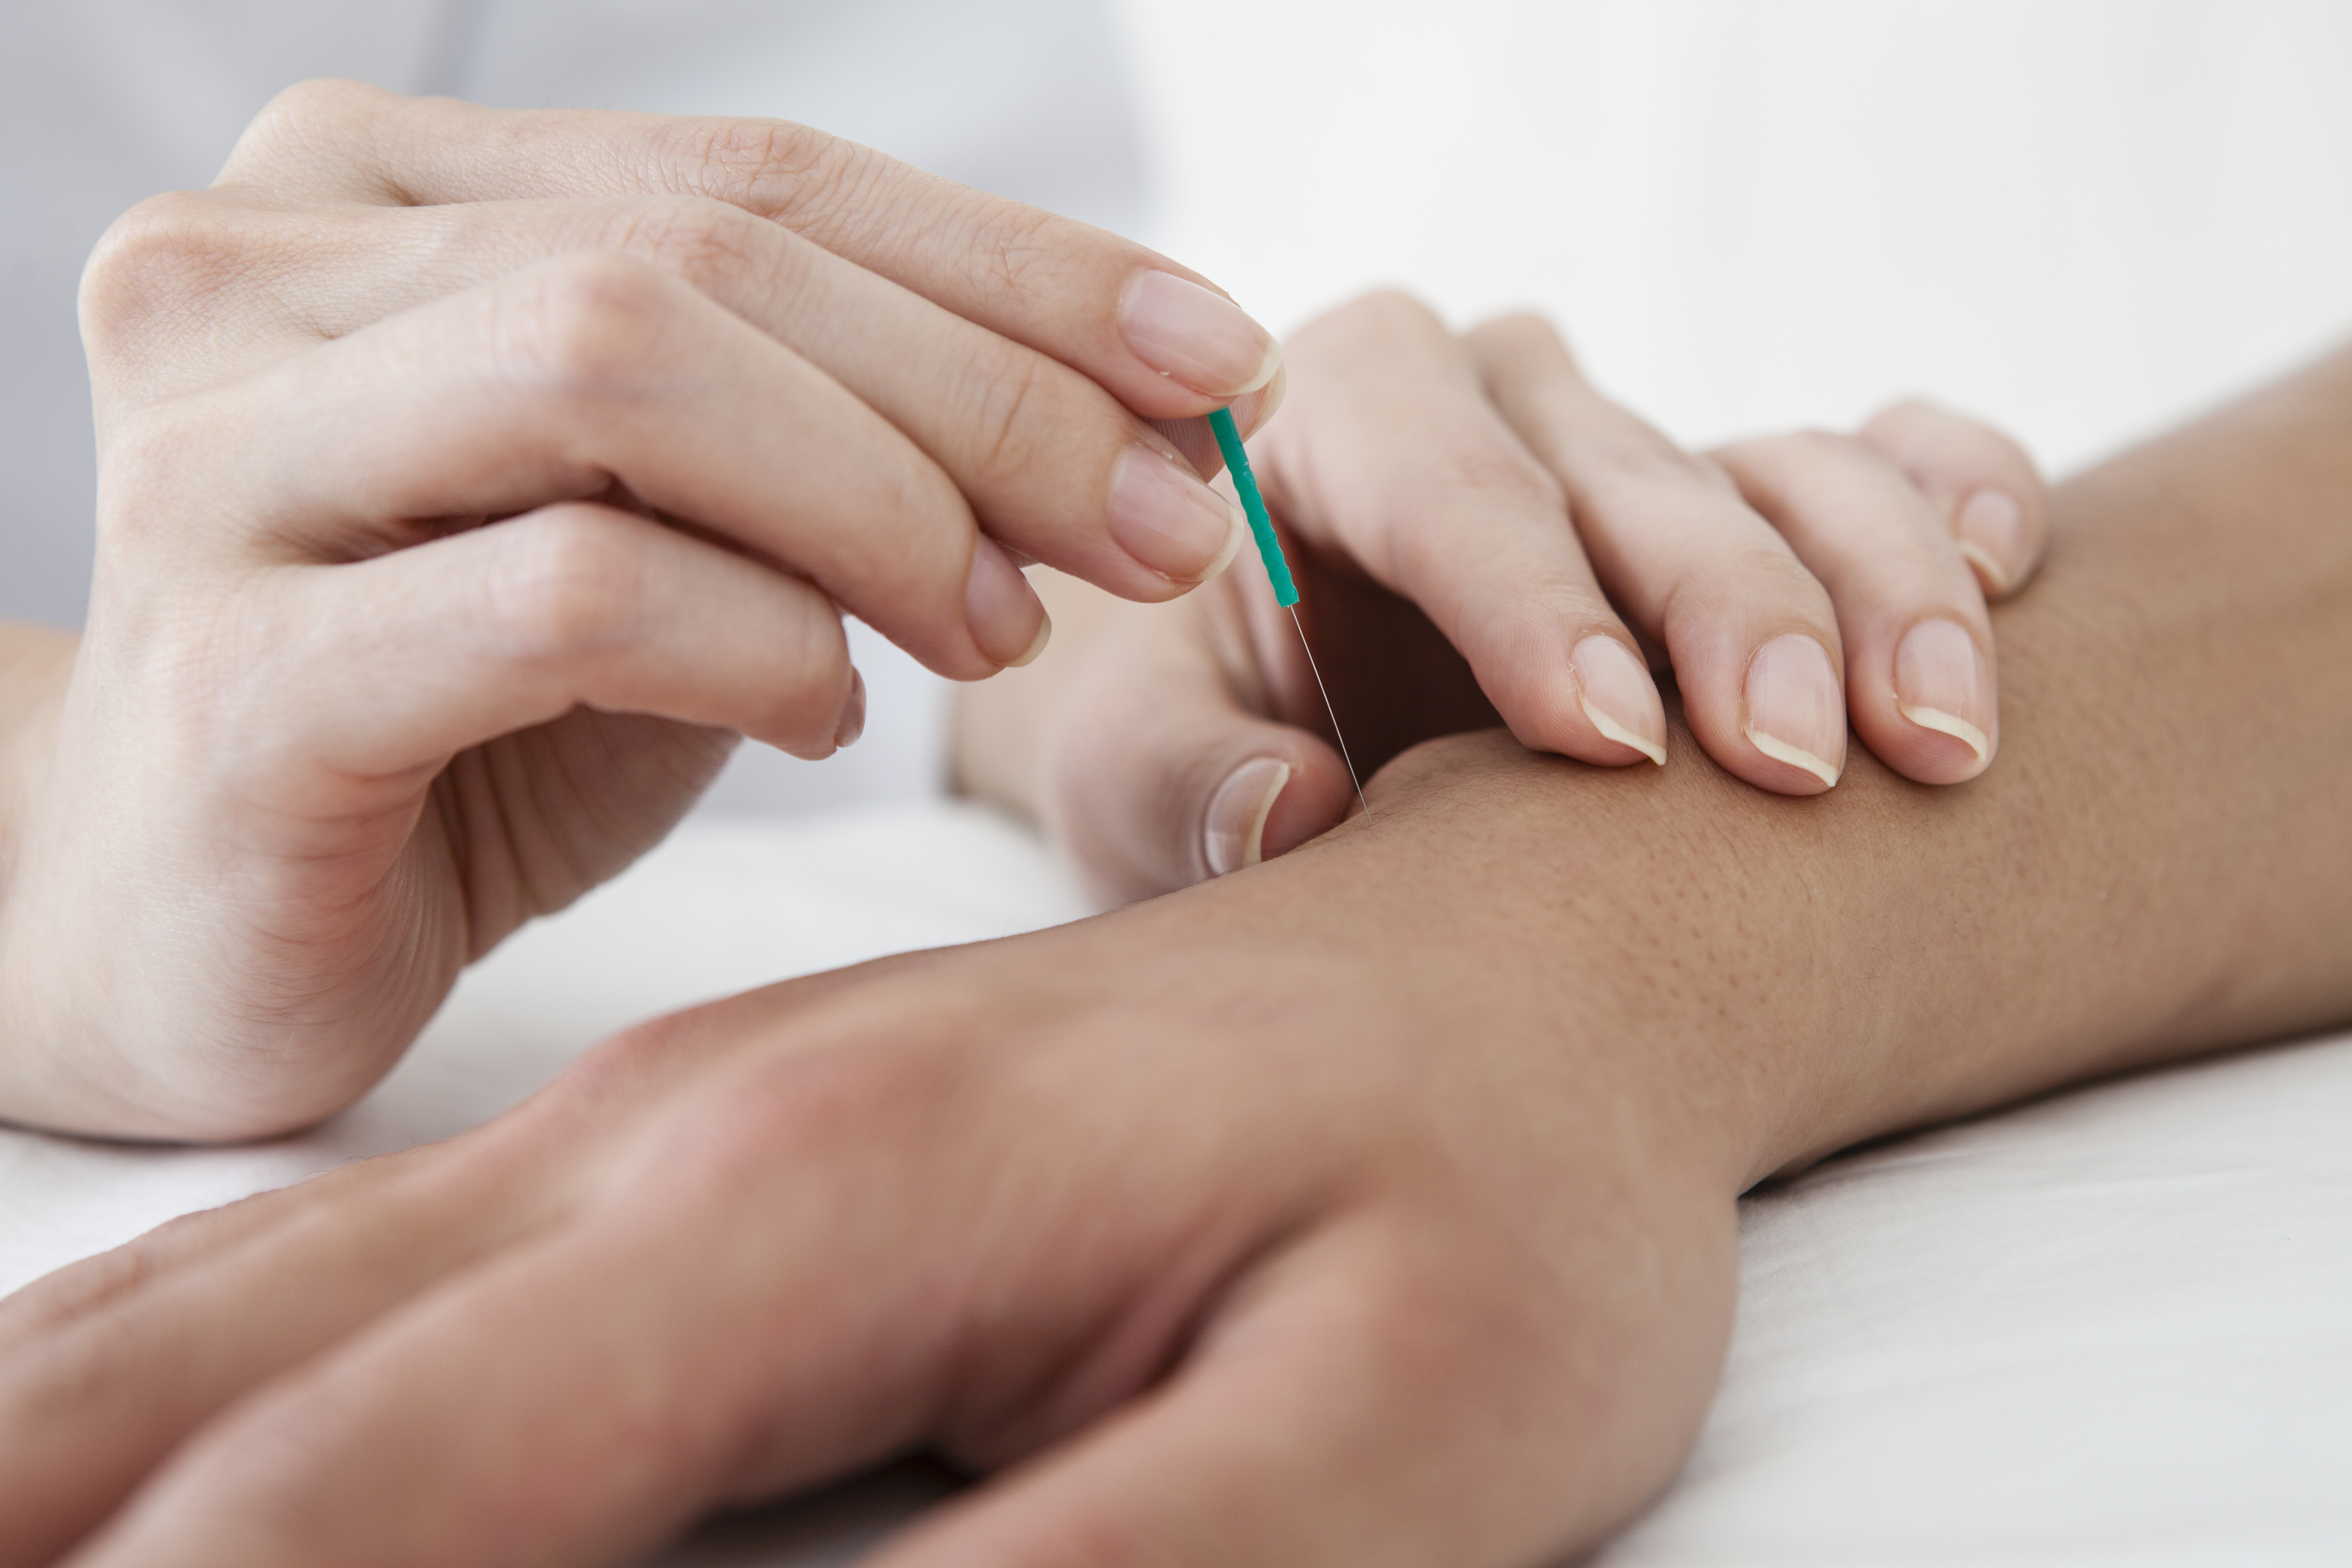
[1203, 757, 1291, 877]
[965, 537, 1051, 668]
[1108, 446, 1248, 584]
[1228, 362, 1288, 438]
[1743, 634, 1846, 788]
[1570, 636, 1666, 766]
[1118, 270, 1283, 398]
[1894, 617, 1992, 767]
[833, 667, 866, 750]
[1955, 489, 2023, 595]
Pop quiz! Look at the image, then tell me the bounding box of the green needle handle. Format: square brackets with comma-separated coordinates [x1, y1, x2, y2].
[1208, 406, 1297, 607]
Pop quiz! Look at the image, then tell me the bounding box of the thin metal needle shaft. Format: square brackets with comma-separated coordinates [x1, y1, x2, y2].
[1289, 605, 1371, 822]
[1208, 404, 1371, 824]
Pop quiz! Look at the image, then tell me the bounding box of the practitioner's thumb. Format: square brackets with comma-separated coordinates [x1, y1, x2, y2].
[1049, 654, 1356, 905]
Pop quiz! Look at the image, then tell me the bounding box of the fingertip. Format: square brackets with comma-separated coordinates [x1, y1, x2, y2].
[1859, 400, 2048, 597]
[1229, 363, 1289, 441]
[833, 667, 867, 749]
[1886, 616, 1996, 784]
[1142, 416, 1223, 484]
[1203, 757, 1292, 877]
[1200, 736, 1358, 878]
[1895, 703, 1993, 779]
[1117, 270, 1284, 403]
[1107, 446, 1250, 589]
[1740, 633, 1847, 793]
[966, 537, 1051, 669]
[1569, 635, 1668, 767]
[1953, 488, 2028, 599]
[1742, 727, 1843, 792]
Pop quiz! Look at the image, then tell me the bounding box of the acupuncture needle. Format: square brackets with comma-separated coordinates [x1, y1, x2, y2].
[1205, 406, 1371, 823]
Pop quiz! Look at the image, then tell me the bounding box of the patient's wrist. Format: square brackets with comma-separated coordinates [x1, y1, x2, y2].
[1355, 351, 2352, 1184]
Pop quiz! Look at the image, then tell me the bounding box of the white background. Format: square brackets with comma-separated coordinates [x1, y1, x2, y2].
[1117, 0, 2352, 473]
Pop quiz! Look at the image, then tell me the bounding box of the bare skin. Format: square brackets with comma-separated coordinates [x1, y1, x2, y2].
[0, 96, 2036, 1148]
[0, 82, 1294, 1142]
[962, 293, 2046, 903]
[1, 345, 2346, 1568]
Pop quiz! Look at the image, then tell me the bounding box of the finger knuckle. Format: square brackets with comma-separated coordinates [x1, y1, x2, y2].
[671, 115, 858, 224]
[1472, 308, 1571, 358]
[1393, 438, 1564, 531]
[1555, 416, 1720, 499]
[1326, 286, 1446, 347]
[686, 1035, 960, 1186]
[953, 336, 1054, 488]
[241, 76, 384, 145]
[494, 253, 679, 399]
[596, 195, 781, 301]
[1384, 451, 1565, 584]
[1870, 396, 1941, 431]
[952, 193, 1065, 311]
[482, 510, 648, 661]
[77, 191, 251, 350]
[1730, 534, 1825, 595]
[1670, 536, 1828, 630]
[216, 78, 395, 190]
[1722, 427, 1886, 495]
[1780, 426, 1878, 466]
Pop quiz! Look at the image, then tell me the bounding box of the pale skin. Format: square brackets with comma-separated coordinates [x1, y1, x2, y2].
[0, 79, 1306, 1141]
[960, 290, 2047, 902]
[0, 86, 2035, 1144]
[6, 90, 2348, 1568]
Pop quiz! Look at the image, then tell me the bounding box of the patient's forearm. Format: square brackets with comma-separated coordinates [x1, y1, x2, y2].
[1794, 344, 2352, 1155]
[1315, 347, 2352, 1183]
[1896, 348, 2352, 1112]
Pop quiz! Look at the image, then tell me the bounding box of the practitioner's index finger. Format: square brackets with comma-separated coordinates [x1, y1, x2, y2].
[220, 81, 1283, 428]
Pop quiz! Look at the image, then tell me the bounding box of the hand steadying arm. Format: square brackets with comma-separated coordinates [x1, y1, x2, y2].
[977, 332, 2352, 1177]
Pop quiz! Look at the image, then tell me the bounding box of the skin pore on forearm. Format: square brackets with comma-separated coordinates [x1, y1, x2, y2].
[1277, 345, 2352, 1187]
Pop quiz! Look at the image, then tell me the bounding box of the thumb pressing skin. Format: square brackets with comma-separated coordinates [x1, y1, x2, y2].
[1045, 604, 1357, 904]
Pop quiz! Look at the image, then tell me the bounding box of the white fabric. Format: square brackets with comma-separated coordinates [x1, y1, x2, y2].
[1598, 1034, 2352, 1567]
[5, 806, 2346, 1563]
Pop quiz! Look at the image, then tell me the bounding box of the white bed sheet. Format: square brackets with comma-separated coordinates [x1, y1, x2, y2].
[4, 804, 2345, 1564]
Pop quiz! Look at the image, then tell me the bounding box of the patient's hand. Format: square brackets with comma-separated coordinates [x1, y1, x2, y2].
[962, 290, 2048, 899]
[0, 82, 1285, 1140]
[7, 343, 2352, 1568]
[0, 739, 1763, 1568]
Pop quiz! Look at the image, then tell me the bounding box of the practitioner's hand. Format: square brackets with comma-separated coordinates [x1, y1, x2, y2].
[0, 82, 1281, 1138]
[963, 291, 2046, 900]
[0, 739, 1751, 1568]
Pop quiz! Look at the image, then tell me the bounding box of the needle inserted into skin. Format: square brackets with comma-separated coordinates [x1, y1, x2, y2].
[1288, 602, 1372, 821]
[1208, 407, 1371, 823]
